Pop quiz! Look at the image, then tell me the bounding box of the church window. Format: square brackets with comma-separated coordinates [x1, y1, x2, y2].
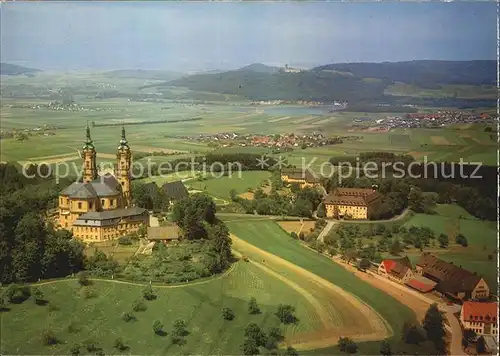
[78, 202, 82, 209]
[89, 202, 93, 209]
[111, 199, 114, 207]
[101, 199, 105, 207]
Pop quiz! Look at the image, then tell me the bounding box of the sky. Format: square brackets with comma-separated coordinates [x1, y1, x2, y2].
[0, 2, 497, 72]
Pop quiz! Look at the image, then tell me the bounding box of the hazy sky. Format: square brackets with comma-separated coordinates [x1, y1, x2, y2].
[1, 2, 496, 72]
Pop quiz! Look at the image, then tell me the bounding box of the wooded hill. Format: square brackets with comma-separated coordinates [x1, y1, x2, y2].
[149, 61, 495, 106]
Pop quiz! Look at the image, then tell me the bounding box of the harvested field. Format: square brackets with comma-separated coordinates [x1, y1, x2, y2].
[407, 151, 432, 159]
[231, 233, 392, 350]
[431, 136, 450, 145]
[277, 220, 316, 236]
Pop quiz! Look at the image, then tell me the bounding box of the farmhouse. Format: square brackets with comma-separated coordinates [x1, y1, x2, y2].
[415, 253, 490, 301]
[161, 180, 189, 203]
[460, 301, 498, 336]
[281, 168, 319, 189]
[324, 188, 381, 220]
[147, 224, 181, 245]
[378, 256, 413, 284]
[58, 125, 148, 242]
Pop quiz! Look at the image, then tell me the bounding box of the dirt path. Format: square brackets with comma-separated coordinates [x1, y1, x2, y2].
[231, 234, 392, 350]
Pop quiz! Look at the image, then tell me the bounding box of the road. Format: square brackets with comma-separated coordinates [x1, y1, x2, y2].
[317, 220, 336, 243]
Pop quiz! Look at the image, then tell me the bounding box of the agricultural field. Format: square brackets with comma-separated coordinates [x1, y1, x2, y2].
[185, 171, 272, 200]
[385, 83, 498, 100]
[225, 218, 425, 354]
[0, 261, 321, 355]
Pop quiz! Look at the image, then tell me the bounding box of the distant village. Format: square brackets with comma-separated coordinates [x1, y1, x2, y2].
[353, 111, 495, 130]
[167, 132, 355, 150]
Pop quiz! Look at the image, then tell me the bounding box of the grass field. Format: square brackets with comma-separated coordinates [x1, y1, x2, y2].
[225, 219, 420, 354]
[85, 240, 138, 264]
[185, 171, 271, 200]
[0, 262, 320, 355]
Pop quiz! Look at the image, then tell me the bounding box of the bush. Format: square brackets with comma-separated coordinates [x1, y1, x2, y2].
[132, 299, 147, 312]
[118, 236, 132, 245]
[114, 337, 128, 351]
[290, 231, 298, 239]
[143, 285, 156, 301]
[248, 297, 260, 314]
[83, 288, 97, 299]
[153, 320, 164, 335]
[67, 322, 80, 333]
[338, 337, 357, 354]
[32, 287, 45, 305]
[77, 271, 91, 286]
[455, 233, 468, 247]
[42, 330, 58, 345]
[4, 284, 31, 304]
[70, 344, 81, 356]
[122, 312, 136, 322]
[222, 307, 235, 321]
[172, 319, 188, 337]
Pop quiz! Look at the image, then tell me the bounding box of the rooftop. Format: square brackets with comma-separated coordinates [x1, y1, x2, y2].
[462, 301, 498, 323]
[60, 173, 120, 198]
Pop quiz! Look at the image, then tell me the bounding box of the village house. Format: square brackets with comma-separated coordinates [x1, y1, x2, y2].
[415, 253, 490, 301]
[378, 256, 414, 284]
[323, 188, 381, 220]
[460, 301, 498, 336]
[280, 168, 319, 189]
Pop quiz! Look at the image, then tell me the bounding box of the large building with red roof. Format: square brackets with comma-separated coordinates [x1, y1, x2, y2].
[460, 301, 498, 336]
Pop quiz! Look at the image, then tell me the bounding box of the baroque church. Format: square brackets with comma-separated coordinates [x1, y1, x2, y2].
[58, 125, 148, 242]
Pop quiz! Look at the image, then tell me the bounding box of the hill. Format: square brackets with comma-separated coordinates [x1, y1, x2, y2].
[312, 60, 496, 87]
[149, 69, 388, 102]
[0, 63, 41, 76]
[237, 63, 281, 74]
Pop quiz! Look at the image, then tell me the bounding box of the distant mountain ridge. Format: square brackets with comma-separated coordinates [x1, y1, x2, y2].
[1, 63, 41, 76]
[312, 60, 495, 87]
[150, 60, 495, 105]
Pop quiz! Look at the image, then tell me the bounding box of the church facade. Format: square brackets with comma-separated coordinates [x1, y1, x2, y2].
[58, 125, 148, 242]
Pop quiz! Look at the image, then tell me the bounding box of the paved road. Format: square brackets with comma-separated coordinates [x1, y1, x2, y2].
[317, 221, 336, 243]
[325, 208, 411, 224]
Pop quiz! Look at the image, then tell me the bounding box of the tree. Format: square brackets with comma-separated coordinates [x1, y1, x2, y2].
[241, 338, 260, 355]
[244, 323, 267, 347]
[358, 258, 371, 271]
[389, 238, 402, 255]
[122, 312, 135, 322]
[380, 340, 392, 355]
[476, 336, 486, 354]
[248, 297, 260, 314]
[153, 320, 164, 335]
[143, 285, 156, 301]
[455, 233, 468, 247]
[462, 329, 477, 349]
[438, 233, 449, 248]
[275, 304, 297, 324]
[132, 299, 147, 312]
[222, 307, 235, 320]
[402, 321, 425, 345]
[77, 271, 90, 286]
[408, 187, 423, 212]
[423, 303, 445, 350]
[114, 337, 128, 351]
[338, 337, 356, 353]
[316, 203, 326, 218]
[172, 319, 188, 337]
[265, 327, 284, 350]
[208, 222, 232, 273]
[283, 346, 299, 356]
[32, 287, 45, 305]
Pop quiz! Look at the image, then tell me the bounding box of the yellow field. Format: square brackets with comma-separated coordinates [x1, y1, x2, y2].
[431, 136, 451, 145]
[277, 220, 316, 236]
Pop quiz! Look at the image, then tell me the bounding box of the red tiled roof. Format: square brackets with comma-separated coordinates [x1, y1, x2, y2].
[462, 301, 498, 323]
[405, 278, 437, 293]
[383, 259, 397, 273]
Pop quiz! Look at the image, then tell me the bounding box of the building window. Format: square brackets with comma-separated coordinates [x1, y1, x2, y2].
[78, 202, 82, 209]
[101, 199, 105, 207]
[89, 202, 93, 209]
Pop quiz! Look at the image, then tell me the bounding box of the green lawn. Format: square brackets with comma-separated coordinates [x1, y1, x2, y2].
[0, 262, 319, 355]
[186, 171, 271, 200]
[225, 219, 423, 355]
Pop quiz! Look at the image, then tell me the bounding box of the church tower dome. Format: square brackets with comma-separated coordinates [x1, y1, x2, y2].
[82, 122, 98, 183]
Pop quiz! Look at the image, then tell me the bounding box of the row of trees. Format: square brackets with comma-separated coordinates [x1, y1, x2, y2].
[0, 163, 85, 284]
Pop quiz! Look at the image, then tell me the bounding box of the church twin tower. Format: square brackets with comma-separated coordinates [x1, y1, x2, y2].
[82, 123, 132, 207]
